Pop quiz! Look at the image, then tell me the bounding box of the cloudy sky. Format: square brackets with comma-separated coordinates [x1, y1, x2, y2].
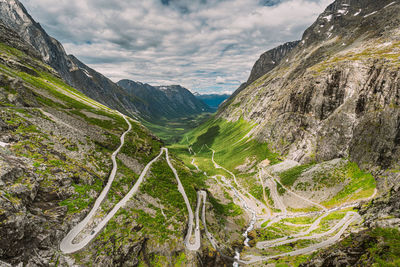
[21, 0, 332, 94]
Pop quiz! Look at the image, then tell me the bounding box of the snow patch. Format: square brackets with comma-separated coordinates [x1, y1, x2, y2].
[80, 68, 93, 78]
[364, 11, 377, 18]
[354, 9, 362, 16]
[323, 15, 332, 22]
[384, 2, 396, 8]
[377, 41, 393, 48]
[337, 9, 348, 15]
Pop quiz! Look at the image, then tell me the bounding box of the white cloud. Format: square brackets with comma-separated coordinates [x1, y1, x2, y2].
[20, 0, 332, 93]
[216, 76, 226, 84]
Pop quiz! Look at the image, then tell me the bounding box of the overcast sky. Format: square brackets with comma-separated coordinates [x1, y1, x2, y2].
[21, 0, 331, 94]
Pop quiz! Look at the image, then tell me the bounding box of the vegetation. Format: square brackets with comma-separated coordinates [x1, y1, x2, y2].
[307, 227, 400, 266]
[279, 163, 315, 187]
[142, 113, 212, 144]
[322, 162, 376, 207]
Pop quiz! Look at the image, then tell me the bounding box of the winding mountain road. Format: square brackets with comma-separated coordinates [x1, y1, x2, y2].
[59, 118, 376, 264]
[246, 212, 361, 263]
[60, 114, 135, 253]
[165, 149, 201, 251]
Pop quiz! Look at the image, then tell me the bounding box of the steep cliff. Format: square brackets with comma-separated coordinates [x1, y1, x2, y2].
[247, 40, 300, 86]
[218, 0, 400, 191]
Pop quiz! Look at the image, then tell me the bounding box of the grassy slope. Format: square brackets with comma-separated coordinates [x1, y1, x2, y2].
[170, 117, 280, 205]
[278, 161, 376, 208]
[0, 41, 209, 265]
[142, 113, 212, 144]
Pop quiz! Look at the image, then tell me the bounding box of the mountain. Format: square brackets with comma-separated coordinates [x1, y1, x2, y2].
[219, 0, 400, 180]
[247, 40, 300, 86]
[210, 0, 400, 264]
[117, 80, 212, 120]
[0, 0, 144, 117]
[0, 21, 232, 266]
[0, 0, 211, 123]
[194, 93, 230, 111]
[2, 0, 400, 266]
[223, 40, 300, 105]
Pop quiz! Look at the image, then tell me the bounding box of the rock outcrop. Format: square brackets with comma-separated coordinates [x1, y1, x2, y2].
[247, 40, 300, 86]
[218, 0, 400, 190]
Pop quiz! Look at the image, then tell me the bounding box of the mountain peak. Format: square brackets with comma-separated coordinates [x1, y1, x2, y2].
[117, 80, 212, 119]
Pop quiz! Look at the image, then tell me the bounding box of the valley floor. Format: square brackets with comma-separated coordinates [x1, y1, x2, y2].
[169, 118, 380, 266]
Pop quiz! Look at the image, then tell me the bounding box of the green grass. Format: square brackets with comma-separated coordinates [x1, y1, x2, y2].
[322, 162, 376, 207]
[366, 228, 400, 266]
[279, 163, 315, 187]
[208, 194, 243, 219]
[179, 117, 279, 171]
[276, 181, 287, 195]
[143, 113, 212, 144]
[169, 118, 281, 207]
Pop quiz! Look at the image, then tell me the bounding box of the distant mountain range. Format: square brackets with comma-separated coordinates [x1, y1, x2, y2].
[117, 80, 212, 120]
[0, 0, 212, 122]
[193, 93, 230, 111]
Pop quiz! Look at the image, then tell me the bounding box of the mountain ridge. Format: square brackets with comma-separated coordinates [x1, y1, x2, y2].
[194, 93, 230, 111]
[117, 79, 212, 120]
[0, 0, 211, 123]
[0, 20, 231, 266]
[218, 0, 400, 184]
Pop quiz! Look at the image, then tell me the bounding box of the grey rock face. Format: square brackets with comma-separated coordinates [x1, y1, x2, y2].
[218, 0, 400, 189]
[0, 0, 138, 116]
[247, 40, 300, 86]
[0, 0, 74, 82]
[222, 41, 299, 108]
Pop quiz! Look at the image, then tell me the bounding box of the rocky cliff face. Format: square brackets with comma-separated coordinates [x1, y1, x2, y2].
[118, 80, 212, 120]
[218, 0, 400, 191]
[0, 0, 74, 82]
[247, 40, 300, 86]
[0, 0, 211, 123]
[223, 41, 299, 104]
[0, 0, 142, 118]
